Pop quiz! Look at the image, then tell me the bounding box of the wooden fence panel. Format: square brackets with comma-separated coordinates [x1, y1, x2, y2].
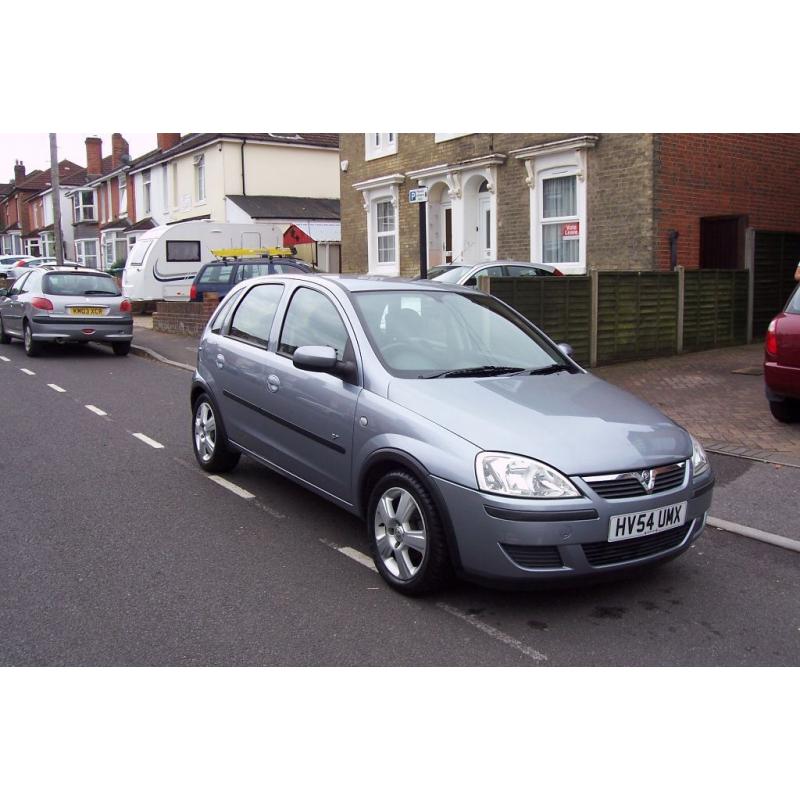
[682, 270, 749, 351]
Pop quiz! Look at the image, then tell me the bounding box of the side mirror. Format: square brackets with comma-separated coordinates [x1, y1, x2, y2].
[293, 345, 356, 382]
[557, 342, 574, 358]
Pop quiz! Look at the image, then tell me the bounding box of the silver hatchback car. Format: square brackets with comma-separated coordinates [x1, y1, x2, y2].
[0, 267, 134, 357]
[190, 274, 714, 594]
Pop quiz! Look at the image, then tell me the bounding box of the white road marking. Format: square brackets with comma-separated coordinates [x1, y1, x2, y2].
[0, 355, 10, 362]
[437, 603, 549, 663]
[708, 516, 800, 554]
[47, 384, 66, 393]
[131, 432, 164, 449]
[320, 539, 378, 572]
[20, 368, 35, 375]
[85, 405, 107, 416]
[207, 475, 255, 500]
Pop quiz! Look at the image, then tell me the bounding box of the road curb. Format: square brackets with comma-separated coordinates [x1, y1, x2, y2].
[130, 344, 194, 373]
[708, 515, 800, 554]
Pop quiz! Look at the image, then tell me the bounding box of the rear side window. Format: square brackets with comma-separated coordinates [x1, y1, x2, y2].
[43, 273, 120, 296]
[166, 240, 201, 262]
[506, 265, 550, 277]
[237, 262, 272, 282]
[228, 284, 284, 348]
[198, 264, 234, 285]
[271, 261, 307, 275]
[278, 287, 350, 360]
[786, 286, 800, 315]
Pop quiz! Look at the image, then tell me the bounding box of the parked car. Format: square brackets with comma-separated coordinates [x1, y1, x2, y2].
[0, 255, 36, 279]
[189, 256, 313, 302]
[765, 283, 800, 422]
[0, 267, 133, 357]
[189, 274, 714, 595]
[414, 260, 563, 287]
[2, 257, 83, 282]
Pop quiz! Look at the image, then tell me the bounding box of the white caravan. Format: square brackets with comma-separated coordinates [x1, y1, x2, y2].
[122, 220, 283, 301]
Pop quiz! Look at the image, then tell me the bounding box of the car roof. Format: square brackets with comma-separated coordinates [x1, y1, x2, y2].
[435, 260, 553, 270]
[45, 266, 110, 276]
[250, 272, 480, 295]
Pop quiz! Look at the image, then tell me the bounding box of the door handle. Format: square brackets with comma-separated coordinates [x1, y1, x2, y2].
[267, 374, 280, 393]
[216, 353, 225, 368]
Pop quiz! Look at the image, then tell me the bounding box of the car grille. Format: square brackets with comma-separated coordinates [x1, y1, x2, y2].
[500, 543, 564, 569]
[582, 522, 692, 567]
[584, 462, 686, 499]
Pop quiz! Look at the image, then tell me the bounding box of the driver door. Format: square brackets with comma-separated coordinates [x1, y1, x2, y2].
[1, 273, 32, 336]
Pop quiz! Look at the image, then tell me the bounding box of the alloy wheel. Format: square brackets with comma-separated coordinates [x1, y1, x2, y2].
[374, 487, 427, 581]
[194, 401, 217, 462]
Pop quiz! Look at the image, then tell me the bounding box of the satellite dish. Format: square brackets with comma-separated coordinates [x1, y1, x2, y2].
[120, 153, 132, 165]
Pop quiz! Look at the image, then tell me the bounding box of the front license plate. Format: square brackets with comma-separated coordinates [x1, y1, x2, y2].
[608, 502, 687, 542]
[69, 307, 104, 316]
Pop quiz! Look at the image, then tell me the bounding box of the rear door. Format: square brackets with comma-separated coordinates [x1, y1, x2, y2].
[2, 273, 33, 335]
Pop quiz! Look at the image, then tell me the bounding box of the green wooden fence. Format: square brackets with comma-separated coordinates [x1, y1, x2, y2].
[487, 269, 750, 367]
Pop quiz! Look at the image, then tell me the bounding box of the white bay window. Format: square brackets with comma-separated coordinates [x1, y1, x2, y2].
[75, 239, 99, 268]
[72, 190, 96, 222]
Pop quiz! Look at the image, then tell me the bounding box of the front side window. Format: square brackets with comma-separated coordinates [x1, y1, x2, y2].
[128, 239, 152, 266]
[540, 173, 579, 265]
[375, 200, 396, 265]
[228, 283, 284, 348]
[194, 154, 206, 202]
[278, 287, 350, 360]
[75, 239, 99, 268]
[353, 290, 567, 378]
[166, 240, 201, 262]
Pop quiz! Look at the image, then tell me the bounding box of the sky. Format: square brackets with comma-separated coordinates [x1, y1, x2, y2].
[0, 134, 157, 183]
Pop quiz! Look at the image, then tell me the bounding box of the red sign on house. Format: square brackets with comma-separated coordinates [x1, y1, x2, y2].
[562, 222, 580, 240]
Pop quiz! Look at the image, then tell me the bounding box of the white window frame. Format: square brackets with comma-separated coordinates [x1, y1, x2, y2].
[119, 173, 127, 216]
[75, 238, 99, 268]
[373, 197, 397, 271]
[40, 231, 56, 259]
[171, 163, 179, 209]
[194, 154, 206, 203]
[142, 170, 152, 215]
[162, 164, 169, 210]
[365, 133, 398, 161]
[512, 136, 597, 276]
[32, 203, 42, 229]
[352, 174, 404, 276]
[434, 133, 471, 143]
[73, 190, 96, 223]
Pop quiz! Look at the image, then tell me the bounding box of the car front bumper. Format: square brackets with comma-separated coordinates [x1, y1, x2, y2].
[431, 472, 715, 585]
[30, 316, 133, 343]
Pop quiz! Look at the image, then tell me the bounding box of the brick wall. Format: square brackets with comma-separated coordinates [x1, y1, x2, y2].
[152, 298, 219, 336]
[654, 133, 800, 269]
[340, 133, 657, 275]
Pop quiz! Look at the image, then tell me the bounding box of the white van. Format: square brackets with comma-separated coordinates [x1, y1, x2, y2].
[122, 220, 283, 301]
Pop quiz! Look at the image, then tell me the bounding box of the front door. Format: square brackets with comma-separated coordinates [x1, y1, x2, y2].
[263, 285, 360, 504]
[478, 194, 493, 259]
[442, 204, 453, 264]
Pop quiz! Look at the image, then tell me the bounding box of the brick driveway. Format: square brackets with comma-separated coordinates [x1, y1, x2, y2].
[594, 344, 800, 467]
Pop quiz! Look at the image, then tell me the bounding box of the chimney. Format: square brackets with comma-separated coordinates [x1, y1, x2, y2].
[111, 133, 129, 169]
[14, 160, 25, 185]
[157, 133, 181, 151]
[85, 137, 102, 175]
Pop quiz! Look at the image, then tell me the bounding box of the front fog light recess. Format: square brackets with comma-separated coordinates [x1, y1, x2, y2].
[476, 452, 579, 499]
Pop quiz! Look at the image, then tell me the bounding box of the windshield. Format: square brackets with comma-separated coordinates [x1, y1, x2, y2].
[43, 273, 120, 296]
[352, 289, 569, 378]
[431, 265, 474, 284]
[128, 239, 153, 266]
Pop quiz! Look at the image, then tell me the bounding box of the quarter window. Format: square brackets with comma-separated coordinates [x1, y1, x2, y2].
[278, 288, 350, 360]
[228, 284, 284, 348]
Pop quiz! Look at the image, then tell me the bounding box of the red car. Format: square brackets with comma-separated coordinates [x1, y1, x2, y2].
[765, 284, 800, 423]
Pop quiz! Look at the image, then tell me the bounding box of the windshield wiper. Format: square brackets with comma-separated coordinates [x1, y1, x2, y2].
[82, 290, 118, 295]
[425, 365, 526, 379]
[524, 364, 573, 376]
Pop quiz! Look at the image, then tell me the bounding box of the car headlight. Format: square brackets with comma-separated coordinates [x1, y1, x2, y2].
[690, 434, 709, 477]
[476, 452, 579, 499]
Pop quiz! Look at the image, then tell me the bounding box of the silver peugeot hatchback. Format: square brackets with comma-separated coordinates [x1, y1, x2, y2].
[0, 266, 134, 357]
[190, 274, 714, 595]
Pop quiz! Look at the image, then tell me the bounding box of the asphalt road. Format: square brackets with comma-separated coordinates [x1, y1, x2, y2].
[1, 340, 799, 666]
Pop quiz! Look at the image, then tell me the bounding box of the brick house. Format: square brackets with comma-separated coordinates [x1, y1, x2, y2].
[339, 134, 800, 322]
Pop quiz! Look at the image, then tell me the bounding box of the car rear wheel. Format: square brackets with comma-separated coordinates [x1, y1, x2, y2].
[23, 323, 41, 357]
[112, 342, 131, 356]
[769, 399, 800, 423]
[367, 470, 452, 595]
[192, 393, 240, 472]
[0, 315, 10, 345]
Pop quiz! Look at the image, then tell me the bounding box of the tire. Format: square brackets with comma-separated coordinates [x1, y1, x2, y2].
[192, 392, 240, 473]
[367, 469, 452, 595]
[23, 322, 41, 357]
[112, 341, 131, 356]
[0, 315, 10, 345]
[769, 399, 800, 424]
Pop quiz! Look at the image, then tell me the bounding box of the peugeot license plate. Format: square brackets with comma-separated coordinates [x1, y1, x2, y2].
[608, 502, 687, 542]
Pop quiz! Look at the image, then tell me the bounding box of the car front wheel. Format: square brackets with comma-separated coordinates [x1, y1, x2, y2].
[769, 399, 800, 423]
[192, 392, 240, 472]
[367, 470, 452, 595]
